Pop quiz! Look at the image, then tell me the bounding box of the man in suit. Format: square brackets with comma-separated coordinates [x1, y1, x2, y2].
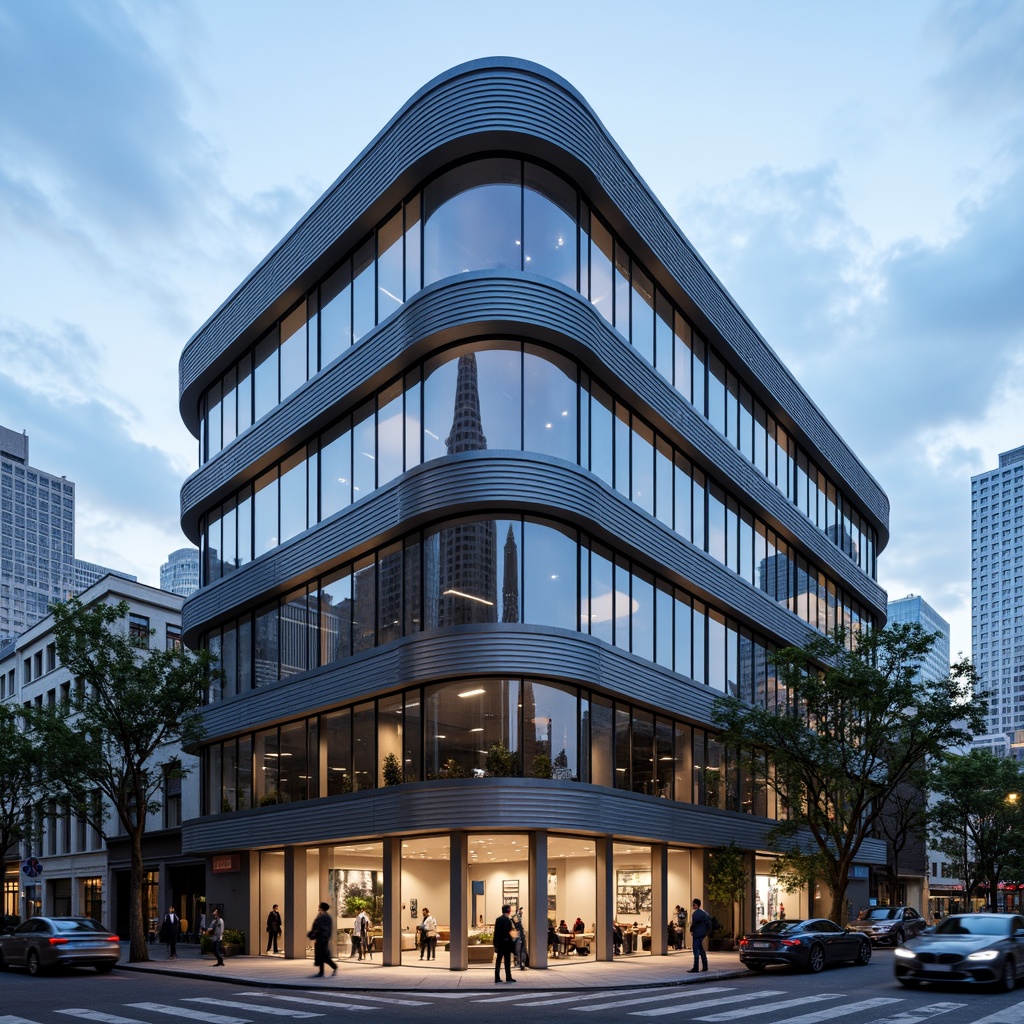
[493, 904, 518, 984]
[688, 898, 711, 973]
[159, 906, 181, 959]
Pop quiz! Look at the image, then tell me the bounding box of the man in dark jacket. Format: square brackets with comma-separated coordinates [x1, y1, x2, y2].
[308, 901, 337, 977]
[266, 904, 282, 954]
[493, 904, 518, 984]
[688, 898, 711, 972]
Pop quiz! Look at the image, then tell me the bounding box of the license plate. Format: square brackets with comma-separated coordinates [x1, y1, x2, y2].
[751, 942, 771, 949]
[924, 963, 952, 972]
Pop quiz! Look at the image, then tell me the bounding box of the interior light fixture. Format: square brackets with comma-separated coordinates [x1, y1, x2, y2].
[444, 589, 494, 606]
[458, 688, 486, 698]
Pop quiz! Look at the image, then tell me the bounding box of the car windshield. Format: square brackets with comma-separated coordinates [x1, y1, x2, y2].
[53, 918, 108, 934]
[758, 920, 805, 934]
[865, 908, 898, 920]
[934, 917, 1009, 937]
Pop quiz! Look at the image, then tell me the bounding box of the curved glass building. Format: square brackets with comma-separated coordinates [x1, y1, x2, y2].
[178, 58, 889, 968]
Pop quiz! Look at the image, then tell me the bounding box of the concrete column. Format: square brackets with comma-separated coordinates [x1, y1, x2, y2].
[528, 830, 548, 969]
[449, 831, 468, 971]
[382, 836, 401, 966]
[246, 850, 260, 956]
[595, 836, 614, 962]
[318, 845, 331, 905]
[282, 845, 307, 960]
[651, 842, 668, 955]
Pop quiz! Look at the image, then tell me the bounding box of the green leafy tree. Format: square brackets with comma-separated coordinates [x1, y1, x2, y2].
[929, 749, 1024, 908]
[25, 598, 215, 962]
[0, 703, 39, 869]
[713, 623, 983, 925]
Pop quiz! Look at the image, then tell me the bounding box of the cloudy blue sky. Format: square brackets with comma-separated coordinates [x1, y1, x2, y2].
[1, 0, 1021, 658]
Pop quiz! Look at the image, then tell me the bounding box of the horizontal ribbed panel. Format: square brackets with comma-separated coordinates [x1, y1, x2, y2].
[199, 626, 722, 739]
[179, 776, 886, 866]
[178, 58, 888, 540]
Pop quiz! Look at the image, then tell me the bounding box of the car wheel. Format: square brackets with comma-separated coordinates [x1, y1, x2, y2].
[808, 944, 825, 973]
[854, 941, 872, 966]
[897, 978, 920, 988]
[892, 930, 905, 947]
[27, 950, 41, 976]
[996, 958, 1015, 993]
[96, 963, 115, 974]
[745, 962, 766, 972]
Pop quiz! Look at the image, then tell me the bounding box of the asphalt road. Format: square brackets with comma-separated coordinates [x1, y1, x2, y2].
[5, 949, 1024, 1024]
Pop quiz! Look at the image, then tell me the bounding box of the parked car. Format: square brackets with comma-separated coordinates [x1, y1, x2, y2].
[0, 916, 120, 975]
[738, 918, 872, 973]
[847, 905, 926, 946]
[893, 913, 1024, 992]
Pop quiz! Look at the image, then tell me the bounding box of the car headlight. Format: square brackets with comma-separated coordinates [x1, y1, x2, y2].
[967, 950, 1000, 961]
[894, 947, 917, 959]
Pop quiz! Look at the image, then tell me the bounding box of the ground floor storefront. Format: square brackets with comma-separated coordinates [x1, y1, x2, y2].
[201, 829, 809, 970]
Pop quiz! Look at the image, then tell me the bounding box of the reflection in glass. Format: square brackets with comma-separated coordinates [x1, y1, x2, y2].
[424, 158, 521, 283]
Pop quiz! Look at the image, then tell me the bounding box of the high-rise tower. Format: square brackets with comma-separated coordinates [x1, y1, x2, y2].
[971, 445, 1024, 760]
[0, 425, 75, 641]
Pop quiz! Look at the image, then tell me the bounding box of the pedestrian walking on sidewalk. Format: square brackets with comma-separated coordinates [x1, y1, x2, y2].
[308, 902, 337, 977]
[687, 899, 710, 973]
[206, 909, 225, 966]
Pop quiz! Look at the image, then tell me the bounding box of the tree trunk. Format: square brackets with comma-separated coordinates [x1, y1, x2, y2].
[128, 825, 149, 962]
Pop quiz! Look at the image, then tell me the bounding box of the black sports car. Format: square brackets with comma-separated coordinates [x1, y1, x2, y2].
[738, 918, 872, 973]
[894, 913, 1024, 992]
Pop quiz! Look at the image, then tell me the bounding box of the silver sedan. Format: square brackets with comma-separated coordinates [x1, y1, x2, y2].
[894, 913, 1024, 992]
[0, 916, 120, 975]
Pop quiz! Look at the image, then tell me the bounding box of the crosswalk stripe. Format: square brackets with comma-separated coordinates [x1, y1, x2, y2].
[695, 993, 844, 1021]
[262, 993, 425, 1007]
[572, 986, 742, 1012]
[57, 1013, 152, 1024]
[632, 992, 776, 1018]
[774, 998, 904, 1024]
[125, 1005, 248, 1024]
[0, 1017, 42, 1024]
[865, 1001, 966, 1024]
[968, 1003, 1024, 1024]
[180, 999, 322, 1017]
[471, 987, 647, 1003]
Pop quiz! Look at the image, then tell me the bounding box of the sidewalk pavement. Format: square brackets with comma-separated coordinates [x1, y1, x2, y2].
[120, 941, 748, 991]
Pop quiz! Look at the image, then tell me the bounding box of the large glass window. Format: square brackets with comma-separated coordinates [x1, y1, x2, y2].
[424, 678, 520, 778]
[424, 158, 521, 283]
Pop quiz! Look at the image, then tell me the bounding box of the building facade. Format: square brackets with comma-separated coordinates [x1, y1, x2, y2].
[0, 425, 76, 643]
[73, 558, 137, 595]
[971, 445, 1024, 761]
[177, 59, 889, 967]
[0, 576, 199, 936]
[160, 547, 200, 598]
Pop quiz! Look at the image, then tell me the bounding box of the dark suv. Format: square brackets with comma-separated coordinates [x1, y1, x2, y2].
[847, 906, 926, 946]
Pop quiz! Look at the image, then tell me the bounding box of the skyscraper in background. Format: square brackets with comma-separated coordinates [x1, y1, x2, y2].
[887, 593, 950, 684]
[160, 547, 200, 598]
[971, 444, 1024, 761]
[0, 425, 76, 642]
